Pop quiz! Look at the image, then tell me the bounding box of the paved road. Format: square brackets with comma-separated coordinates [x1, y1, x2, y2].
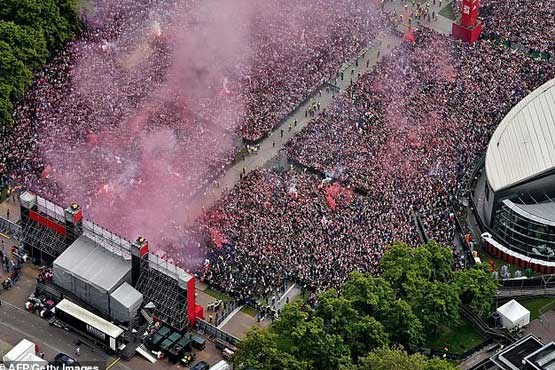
[383, 0, 455, 35]
[0, 300, 127, 369]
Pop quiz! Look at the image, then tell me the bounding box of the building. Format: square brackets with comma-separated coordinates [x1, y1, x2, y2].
[470, 335, 555, 370]
[20, 190, 201, 331]
[479, 78, 555, 269]
[52, 234, 139, 321]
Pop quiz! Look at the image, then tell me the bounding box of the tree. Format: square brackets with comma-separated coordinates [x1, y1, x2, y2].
[0, 0, 79, 50]
[380, 242, 454, 294]
[0, 21, 48, 70]
[232, 329, 310, 370]
[343, 273, 395, 316]
[0, 0, 80, 127]
[315, 289, 359, 335]
[381, 299, 425, 349]
[346, 316, 389, 360]
[409, 280, 460, 336]
[273, 304, 354, 370]
[455, 263, 498, 317]
[422, 241, 454, 283]
[0, 41, 32, 100]
[358, 347, 457, 370]
[314, 289, 389, 360]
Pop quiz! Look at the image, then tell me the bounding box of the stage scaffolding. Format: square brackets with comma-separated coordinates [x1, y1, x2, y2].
[135, 254, 189, 331]
[21, 217, 67, 259]
[17, 190, 194, 330]
[83, 220, 132, 260]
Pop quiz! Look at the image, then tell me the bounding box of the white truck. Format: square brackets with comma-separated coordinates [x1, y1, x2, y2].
[210, 360, 231, 370]
[2, 338, 47, 369]
[2, 339, 35, 366]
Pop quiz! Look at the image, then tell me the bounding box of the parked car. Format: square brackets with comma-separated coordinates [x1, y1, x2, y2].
[52, 353, 80, 368]
[192, 361, 210, 370]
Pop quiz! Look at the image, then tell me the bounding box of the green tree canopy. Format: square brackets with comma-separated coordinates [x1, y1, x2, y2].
[0, 0, 79, 126]
[0, 41, 32, 100]
[455, 263, 498, 317]
[233, 242, 496, 370]
[0, 21, 48, 70]
[379, 241, 453, 294]
[232, 329, 310, 370]
[273, 304, 353, 370]
[359, 347, 457, 370]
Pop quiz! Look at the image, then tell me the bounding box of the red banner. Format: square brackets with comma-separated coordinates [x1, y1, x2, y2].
[29, 210, 66, 236]
[461, 0, 479, 27]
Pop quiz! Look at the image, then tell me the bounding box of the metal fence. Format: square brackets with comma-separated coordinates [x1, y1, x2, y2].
[83, 220, 132, 260]
[499, 274, 555, 290]
[0, 216, 21, 241]
[194, 319, 240, 346]
[205, 301, 239, 328]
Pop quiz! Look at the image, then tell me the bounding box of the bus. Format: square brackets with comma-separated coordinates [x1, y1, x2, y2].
[54, 299, 125, 352]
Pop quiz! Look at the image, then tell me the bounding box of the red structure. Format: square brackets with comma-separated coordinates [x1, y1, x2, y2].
[482, 235, 555, 274]
[452, 0, 482, 43]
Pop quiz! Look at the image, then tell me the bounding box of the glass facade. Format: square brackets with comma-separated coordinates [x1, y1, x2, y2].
[494, 200, 555, 261]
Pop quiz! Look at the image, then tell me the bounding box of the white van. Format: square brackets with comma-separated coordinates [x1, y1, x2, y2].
[210, 360, 231, 370]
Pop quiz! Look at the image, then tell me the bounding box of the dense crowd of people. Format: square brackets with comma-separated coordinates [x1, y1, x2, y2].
[0, 0, 554, 301]
[0, 0, 389, 247]
[202, 30, 554, 299]
[0, 0, 387, 193]
[198, 169, 401, 299]
[480, 0, 554, 54]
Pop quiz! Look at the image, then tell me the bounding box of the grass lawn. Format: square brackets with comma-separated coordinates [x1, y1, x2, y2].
[241, 306, 258, 317]
[439, 2, 456, 20]
[428, 320, 484, 354]
[204, 287, 234, 302]
[519, 298, 555, 321]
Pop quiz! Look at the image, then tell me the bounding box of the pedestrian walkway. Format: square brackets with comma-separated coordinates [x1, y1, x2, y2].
[0, 198, 19, 225]
[183, 30, 403, 225]
[216, 305, 243, 329]
[383, 0, 455, 36]
[274, 284, 301, 311]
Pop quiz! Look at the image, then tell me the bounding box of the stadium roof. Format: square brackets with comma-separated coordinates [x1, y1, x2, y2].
[485, 78, 555, 192]
[54, 235, 131, 293]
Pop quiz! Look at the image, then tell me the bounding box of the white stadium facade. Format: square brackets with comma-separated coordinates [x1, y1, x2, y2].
[479, 78, 555, 272]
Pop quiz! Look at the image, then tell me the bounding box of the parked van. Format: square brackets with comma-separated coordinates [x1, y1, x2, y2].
[210, 360, 231, 370]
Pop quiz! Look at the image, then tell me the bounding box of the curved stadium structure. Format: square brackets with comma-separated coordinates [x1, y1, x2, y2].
[479, 78, 555, 269]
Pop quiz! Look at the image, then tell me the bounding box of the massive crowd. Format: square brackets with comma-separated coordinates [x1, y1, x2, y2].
[0, 0, 554, 300]
[198, 169, 401, 299]
[480, 0, 554, 55]
[0, 0, 388, 247]
[0, 0, 387, 195]
[202, 30, 554, 299]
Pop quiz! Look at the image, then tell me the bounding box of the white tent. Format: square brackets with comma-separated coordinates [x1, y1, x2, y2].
[2, 339, 35, 365]
[496, 299, 530, 329]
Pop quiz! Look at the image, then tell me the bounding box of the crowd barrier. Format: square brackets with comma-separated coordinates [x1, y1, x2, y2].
[242, 80, 331, 146]
[0, 216, 21, 241]
[194, 319, 240, 346]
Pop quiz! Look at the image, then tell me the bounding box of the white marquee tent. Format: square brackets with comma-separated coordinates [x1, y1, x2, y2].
[496, 299, 530, 330]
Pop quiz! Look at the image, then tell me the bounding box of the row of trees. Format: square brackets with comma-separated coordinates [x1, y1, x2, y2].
[233, 242, 498, 370]
[0, 0, 80, 124]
